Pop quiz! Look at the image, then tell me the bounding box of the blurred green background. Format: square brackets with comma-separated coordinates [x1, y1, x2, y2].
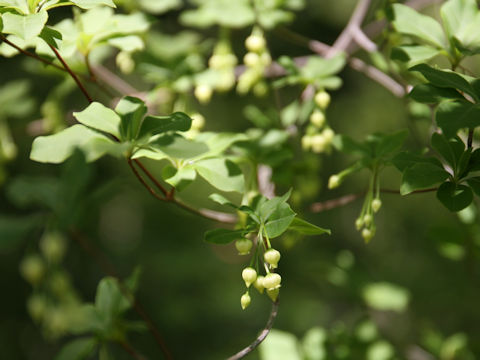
[1, 0, 479, 359]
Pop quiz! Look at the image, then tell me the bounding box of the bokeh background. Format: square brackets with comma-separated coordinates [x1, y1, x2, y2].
[0, 0, 479, 359]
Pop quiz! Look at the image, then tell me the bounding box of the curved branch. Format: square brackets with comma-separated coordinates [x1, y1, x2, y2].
[227, 299, 280, 360]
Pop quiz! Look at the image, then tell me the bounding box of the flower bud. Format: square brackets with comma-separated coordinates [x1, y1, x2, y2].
[266, 288, 279, 302]
[208, 54, 224, 69]
[116, 51, 135, 74]
[362, 228, 374, 242]
[372, 198, 382, 213]
[27, 295, 47, 321]
[191, 113, 206, 130]
[260, 52, 272, 66]
[311, 134, 327, 153]
[243, 52, 261, 67]
[355, 217, 364, 230]
[242, 267, 257, 287]
[241, 292, 251, 310]
[363, 214, 373, 227]
[301, 135, 313, 150]
[310, 110, 326, 128]
[245, 35, 266, 52]
[322, 128, 335, 143]
[194, 84, 213, 104]
[20, 255, 45, 285]
[315, 90, 331, 109]
[253, 82, 268, 97]
[264, 249, 281, 268]
[263, 273, 281, 290]
[235, 238, 253, 255]
[328, 175, 341, 189]
[253, 275, 265, 294]
[40, 232, 66, 263]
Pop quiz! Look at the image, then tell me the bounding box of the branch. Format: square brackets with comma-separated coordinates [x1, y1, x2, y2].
[119, 341, 148, 360]
[310, 188, 438, 213]
[226, 299, 280, 360]
[49, 44, 93, 103]
[327, 0, 372, 57]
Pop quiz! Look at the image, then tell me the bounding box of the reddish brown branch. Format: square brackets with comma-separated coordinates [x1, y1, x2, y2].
[227, 299, 280, 360]
[49, 44, 93, 103]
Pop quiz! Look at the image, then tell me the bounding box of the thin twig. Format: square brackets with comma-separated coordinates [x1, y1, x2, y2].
[310, 187, 438, 213]
[327, 0, 372, 57]
[48, 44, 93, 103]
[226, 299, 280, 360]
[119, 341, 148, 360]
[133, 159, 169, 198]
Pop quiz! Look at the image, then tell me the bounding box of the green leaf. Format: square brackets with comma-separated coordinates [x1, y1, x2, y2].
[259, 329, 302, 360]
[440, 0, 478, 40]
[391, 4, 446, 48]
[2, 11, 48, 41]
[115, 96, 147, 141]
[204, 228, 247, 245]
[139, 112, 192, 138]
[431, 133, 464, 168]
[374, 130, 408, 158]
[39, 26, 62, 48]
[301, 327, 327, 360]
[264, 202, 296, 238]
[300, 54, 346, 81]
[70, 0, 116, 9]
[0, 0, 29, 14]
[400, 162, 449, 195]
[209, 193, 238, 209]
[363, 282, 410, 312]
[332, 135, 370, 156]
[466, 177, 480, 196]
[30, 125, 116, 164]
[392, 151, 444, 172]
[95, 277, 131, 319]
[195, 132, 248, 159]
[409, 64, 477, 101]
[391, 45, 441, 65]
[436, 181, 473, 211]
[151, 135, 209, 159]
[409, 84, 463, 104]
[139, 0, 181, 14]
[259, 189, 292, 222]
[436, 100, 480, 138]
[193, 158, 244, 193]
[164, 166, 196, 191]
[54, 337, 97, 360]
[73, 102, 121, 138]
[287, 217, 330, 236]
[107, 35, 144, 52]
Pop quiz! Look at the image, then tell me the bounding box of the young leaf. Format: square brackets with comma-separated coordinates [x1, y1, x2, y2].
[374, 130, 408, 158]
[30, 125, 115, 164]
[436, 100, 480, 138]
[391, 45, 440, 66]
[194, 158, 244, 193]
[138, 112, 192, 138]
[259, 189, 292, 222]
[164, 166, 196, 191]
[264, 202, 296, 239]
[1, 11, 48, 41]
[204, 228, 247, 245]
[95, 277, 131, 319]
[73, 102, 121, 138]
[391, 4, 446, 48]
[70, 0, 116, 9]
[151, 135, 209, 159]
[409, 64, 478, 101]
[287, 217, 331, 235]
[332, 135, 370, 157]
[54, 337, 97, 360]
[115, 96, 147, 141]
[392, 151, 445, 172]
[440, 0, 478, 40]
[400, 162, 449, 195]
[436, 181, 473, 211]
[209, 193, 238, 209]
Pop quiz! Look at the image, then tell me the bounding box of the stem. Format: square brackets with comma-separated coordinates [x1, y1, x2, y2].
[226, 299, 280, 360]
[119, 341, 147, 360]
[48, 44, 93, 103]
[133, 159, 169, 198]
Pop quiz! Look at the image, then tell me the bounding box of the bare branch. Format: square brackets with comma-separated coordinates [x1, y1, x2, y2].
[226, 299, 280, 360]
[348, 57, 406, 97]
